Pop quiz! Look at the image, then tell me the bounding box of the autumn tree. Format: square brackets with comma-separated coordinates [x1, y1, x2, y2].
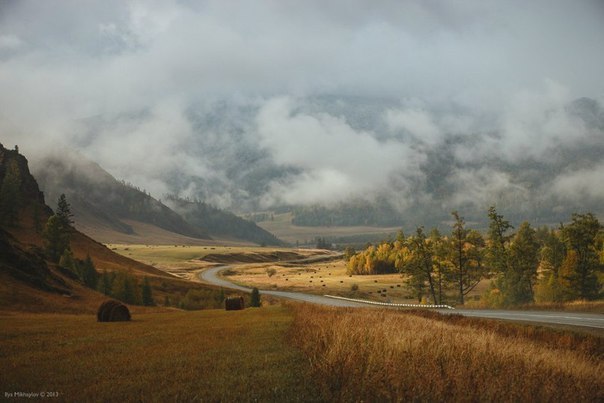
[404, 227, 438, 304]
[448, 211, 485, 305]
[534, 228, 566, 302]
[429, 228, 449, 304]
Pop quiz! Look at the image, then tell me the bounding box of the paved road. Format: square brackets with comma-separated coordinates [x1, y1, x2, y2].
[200, 265, 604, 330]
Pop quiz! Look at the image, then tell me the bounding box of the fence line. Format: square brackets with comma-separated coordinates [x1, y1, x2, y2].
[324, 295, 455, 310]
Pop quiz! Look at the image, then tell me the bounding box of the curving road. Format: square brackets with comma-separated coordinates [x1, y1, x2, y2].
[200, 265, 604, 330]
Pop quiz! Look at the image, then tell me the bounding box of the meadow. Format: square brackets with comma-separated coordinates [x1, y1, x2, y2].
[225, 259, 490, 304]
[290, 305, 604, 402]
[0, 306, 319, 402]
[2, 303, 602, 402]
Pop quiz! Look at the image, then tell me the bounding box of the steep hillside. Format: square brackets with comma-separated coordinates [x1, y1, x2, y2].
[34, 153, 211, 241]
[0, 143, 216, 313]
[166, 195, 285, 246]
[33, 151, 283, 246]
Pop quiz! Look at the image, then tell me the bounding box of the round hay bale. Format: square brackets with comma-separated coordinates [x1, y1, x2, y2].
[97, 300, 131, 322]
[225, 296, 245, 311]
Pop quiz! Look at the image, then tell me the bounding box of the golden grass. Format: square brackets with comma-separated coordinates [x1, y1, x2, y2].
[227, 259, 492, 304]
[0, 306, 319, 402]
[290, 304, 604, 402]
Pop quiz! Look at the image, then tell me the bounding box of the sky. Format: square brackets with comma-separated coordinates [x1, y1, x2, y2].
[1, 0, 603, 215]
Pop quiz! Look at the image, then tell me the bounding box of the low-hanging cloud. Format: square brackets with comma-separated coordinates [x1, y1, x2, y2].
[0, 0, 603, 220]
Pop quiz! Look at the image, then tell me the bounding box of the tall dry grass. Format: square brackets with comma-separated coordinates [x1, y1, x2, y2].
[290, 305, 603, 402]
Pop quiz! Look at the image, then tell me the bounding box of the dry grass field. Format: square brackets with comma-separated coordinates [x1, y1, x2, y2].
[225, 258, 491, 304]
[2, 297, 602, 401]
[0, 306, 319, 402]
[290, 304, 604, 402]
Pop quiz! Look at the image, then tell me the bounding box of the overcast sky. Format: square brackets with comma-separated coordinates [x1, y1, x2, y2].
[1, 0, 603, 212]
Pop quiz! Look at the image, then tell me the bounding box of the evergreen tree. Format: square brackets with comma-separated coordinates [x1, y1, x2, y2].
[56, 194, 74, 229]
[59, 249, 76, 274]
[141, 277, 154, 306]
[43, 215, 70, 262]
[113, 273, 140, 304]
[505, 222, 540, 305]
[0, 159, 21, 226]
[560, 213, 603, 300]
[250, 287, 261, 307]
[487, 206, 513, 274]
[81, 255, 98, 289]
[99, 270, 114, 296]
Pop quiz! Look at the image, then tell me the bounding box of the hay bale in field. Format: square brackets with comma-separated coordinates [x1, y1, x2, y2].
[225, 296, 245, 311]
[97, 300, 131, 322]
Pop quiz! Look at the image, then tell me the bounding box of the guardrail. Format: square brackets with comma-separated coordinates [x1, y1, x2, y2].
[324, 295, 455, 310]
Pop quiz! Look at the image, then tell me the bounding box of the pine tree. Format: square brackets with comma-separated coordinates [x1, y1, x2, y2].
[250, 287, 261, 307]
[43, 215, 70, 262]
[59, 249, 76, 274]
[81, 255, 98, 289]
[56, 194, 74, 229]
[505, 222, 540, 305]
[99, 270, 113, 296]
[487, 206, 513, 274]
[141, 277, 154, 306]
[560, 213, 602, 300]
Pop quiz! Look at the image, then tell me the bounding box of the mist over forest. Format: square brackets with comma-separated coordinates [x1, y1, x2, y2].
[1, 1, 603, 228]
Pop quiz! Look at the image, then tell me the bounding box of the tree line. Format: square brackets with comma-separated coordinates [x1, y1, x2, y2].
[346, 207, 603, 306]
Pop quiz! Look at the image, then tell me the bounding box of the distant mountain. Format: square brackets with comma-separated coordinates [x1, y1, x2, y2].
[166, 195, 284, 246]
[33, 151, 283, 245]
[34, 153, 211, 241]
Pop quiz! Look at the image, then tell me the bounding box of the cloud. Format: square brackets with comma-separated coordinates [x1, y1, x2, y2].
[256, 97, 422, 205]
[0, 0, 603, 218]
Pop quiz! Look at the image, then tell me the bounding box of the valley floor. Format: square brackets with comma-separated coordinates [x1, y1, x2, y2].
[0, 306, 319, 402]
[1, 304, 602, 402]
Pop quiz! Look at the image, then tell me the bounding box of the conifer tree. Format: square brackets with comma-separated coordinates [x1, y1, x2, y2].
[141, 277, 154, 306]
[250, 287, 261, 307]
[56, 194, 74, 229]
[81, 255, 98, 289]
[560, 213, 602, 300]
[43, 215, 70, 262]
[505, 222, 539, 305]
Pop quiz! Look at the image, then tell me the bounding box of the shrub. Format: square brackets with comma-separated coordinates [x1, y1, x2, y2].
[250, 288, 261, 307]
